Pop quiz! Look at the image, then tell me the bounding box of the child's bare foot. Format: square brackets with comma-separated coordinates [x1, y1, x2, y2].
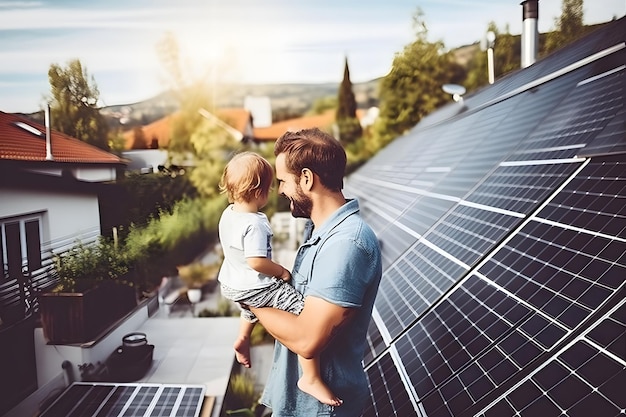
[233, 336, 251, 368]
[297, 377, 343, 407]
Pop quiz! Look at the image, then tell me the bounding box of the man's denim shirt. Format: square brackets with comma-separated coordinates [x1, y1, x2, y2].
[260, 199, 383, 417]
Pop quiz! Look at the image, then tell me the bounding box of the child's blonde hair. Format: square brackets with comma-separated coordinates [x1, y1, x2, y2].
[219, 152, 274, 203]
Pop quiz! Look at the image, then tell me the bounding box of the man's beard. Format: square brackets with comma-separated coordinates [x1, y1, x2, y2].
[289, 184, 313, 218]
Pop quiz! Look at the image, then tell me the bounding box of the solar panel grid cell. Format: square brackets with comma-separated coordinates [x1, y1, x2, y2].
[364, 319, 386, 365]
[580, 106, 626, 156]
[475, 300, 625, 417]
[362, 353, 417, 417]
[39, 383, 206, 417]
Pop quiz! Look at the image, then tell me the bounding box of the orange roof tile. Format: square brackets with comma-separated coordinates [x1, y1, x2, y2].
[219, 108, 253, 134]
[0, 111, 123, 164]
[122, 108, 368, 147]
[252, 109, 366, 141]
[122, 108, 252, 150]
[123, 113, 177, 149]
[253, 109, 336, 141]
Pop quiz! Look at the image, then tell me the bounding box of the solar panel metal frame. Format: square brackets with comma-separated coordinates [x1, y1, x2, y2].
[38, 382, 207, 417]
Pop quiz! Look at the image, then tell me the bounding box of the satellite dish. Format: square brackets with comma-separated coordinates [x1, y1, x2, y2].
[442, 84, 466, 103]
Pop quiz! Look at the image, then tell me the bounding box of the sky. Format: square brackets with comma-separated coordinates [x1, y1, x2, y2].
[0, 0, 624, 113]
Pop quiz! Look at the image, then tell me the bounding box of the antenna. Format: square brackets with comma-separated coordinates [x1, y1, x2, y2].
[442, 84, 466, 103]
[481, 31, 496, 84]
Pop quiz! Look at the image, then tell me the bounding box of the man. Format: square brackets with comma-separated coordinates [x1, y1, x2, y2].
[250, 128, 383, 417]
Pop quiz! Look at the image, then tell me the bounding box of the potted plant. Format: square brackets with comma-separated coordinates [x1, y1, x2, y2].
[176, 261, 220, 304]
[38, 238, 138, 344]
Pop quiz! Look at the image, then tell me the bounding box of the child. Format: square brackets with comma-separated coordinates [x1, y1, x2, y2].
[217, 152, 342, 407]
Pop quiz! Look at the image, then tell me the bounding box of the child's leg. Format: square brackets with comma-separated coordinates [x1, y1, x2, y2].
[297, 355, 343, 407]
[233, 318, 254, 368]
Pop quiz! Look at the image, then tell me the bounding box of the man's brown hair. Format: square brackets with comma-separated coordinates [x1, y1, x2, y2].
[274, 128, 346, 192]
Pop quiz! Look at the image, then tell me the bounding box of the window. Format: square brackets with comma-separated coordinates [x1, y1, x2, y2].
[1, 216, 42, 280]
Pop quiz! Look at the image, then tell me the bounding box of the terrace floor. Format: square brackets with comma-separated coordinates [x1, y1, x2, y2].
[5, 245, 296, 417]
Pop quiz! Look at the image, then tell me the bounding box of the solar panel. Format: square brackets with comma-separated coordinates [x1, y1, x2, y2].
[347, 16, 625, 417]
[361, 157, 626, 417]
[38, 382, 206, 417]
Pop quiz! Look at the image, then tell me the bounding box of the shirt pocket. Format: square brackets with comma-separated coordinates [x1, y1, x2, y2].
[292, 269, 309, 292]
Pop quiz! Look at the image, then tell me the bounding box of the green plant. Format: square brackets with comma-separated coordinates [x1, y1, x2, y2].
[224, 371, 259, 415]
[52, 238, 131, 293]
[197, 297, 238, 318]
[177, 261, 220, 289]
[250, 323, 273, 346]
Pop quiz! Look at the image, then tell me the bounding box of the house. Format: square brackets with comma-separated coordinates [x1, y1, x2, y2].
[0, 108, 250, 417]
[121, 108, 256, 174]
[253, 108, 370, 142]
[123, 107, 373, 153]
[0, 110, 126, 414]
[122, 108, 255, 150]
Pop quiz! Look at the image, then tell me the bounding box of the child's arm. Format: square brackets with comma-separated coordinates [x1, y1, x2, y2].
[247, 257, 291, 281]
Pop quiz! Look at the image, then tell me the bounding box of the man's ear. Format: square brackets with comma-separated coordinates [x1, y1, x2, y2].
[301, 168, 314, 191]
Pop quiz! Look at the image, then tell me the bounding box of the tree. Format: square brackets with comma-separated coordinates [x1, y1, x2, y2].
[373, 8, 465, 146]
[48, 59, 110, 150]
[156, 32, 213, 154]
[544, 0, 584, 54]
[188, 121, 244, 198]
[308, 96, 337, 115]
[335, 57, 362, 145]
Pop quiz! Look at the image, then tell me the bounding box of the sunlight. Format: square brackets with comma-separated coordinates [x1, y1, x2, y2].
[175, 21, 295, 85]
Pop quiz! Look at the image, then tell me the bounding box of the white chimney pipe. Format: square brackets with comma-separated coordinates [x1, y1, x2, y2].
[521, 0, 539, 68]
[44, 103, 54, 161]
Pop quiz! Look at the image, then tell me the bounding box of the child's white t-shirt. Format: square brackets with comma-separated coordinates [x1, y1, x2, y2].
[217, 204, 276, 291]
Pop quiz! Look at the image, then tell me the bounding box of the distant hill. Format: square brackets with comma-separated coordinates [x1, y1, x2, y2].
[26, 20, 615, 131]
[100, 79, 381, 130]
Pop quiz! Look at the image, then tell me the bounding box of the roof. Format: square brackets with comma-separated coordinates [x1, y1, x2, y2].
[122, 108, 252, 149]
[252, 109, 336, 141]
[0, 111, 123, 164]
[346, 16, 626, 417]
[253, 108, 367, 141]
[123, 108, 369, 147]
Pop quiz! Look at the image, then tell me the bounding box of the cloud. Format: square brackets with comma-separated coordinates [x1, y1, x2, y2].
[0, 0, 624, 112]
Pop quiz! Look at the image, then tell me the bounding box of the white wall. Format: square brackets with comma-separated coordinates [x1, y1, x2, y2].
[25, 166, 118, 183]
[122, 149, 168, 172]
[0, 187, 101, 253]
[34, 305, 150, 389]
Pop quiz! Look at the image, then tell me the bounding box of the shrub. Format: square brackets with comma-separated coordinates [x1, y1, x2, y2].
[52, 238, 131, 293]
[223, 371, 259, 416]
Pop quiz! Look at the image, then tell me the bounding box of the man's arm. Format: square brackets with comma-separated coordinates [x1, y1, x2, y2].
[250, 296, 355, 359]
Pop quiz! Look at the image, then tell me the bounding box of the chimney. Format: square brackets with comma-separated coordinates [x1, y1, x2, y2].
[44, 103, 54, 161]
[521, 0, 539, 68]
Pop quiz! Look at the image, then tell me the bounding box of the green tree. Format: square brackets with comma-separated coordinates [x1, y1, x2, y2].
[373, 8, 465, 146]
[308, 96, 337, 115]
[48, 59, 110, 150]
[336, 57, 362, 145]
[156, 32, 213, 154]
[188, 119, 243, 198]
[544, 0, 584, 54]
